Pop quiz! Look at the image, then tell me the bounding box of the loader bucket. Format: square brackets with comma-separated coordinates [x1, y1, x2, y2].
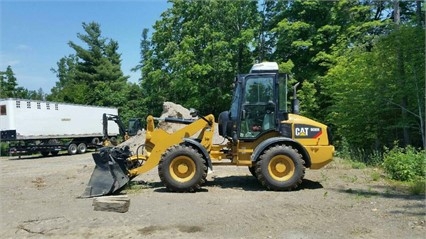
[82, 148, 130, 198]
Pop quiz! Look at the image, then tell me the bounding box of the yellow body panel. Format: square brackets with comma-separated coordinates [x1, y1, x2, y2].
[128, 114, 215, 177]
[285, 113, 335, 169]
[127, 112, 334, 178]
[304, 146, 334, 169]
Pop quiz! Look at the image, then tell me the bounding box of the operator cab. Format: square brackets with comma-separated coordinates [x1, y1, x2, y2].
[219, 62, 289, 141]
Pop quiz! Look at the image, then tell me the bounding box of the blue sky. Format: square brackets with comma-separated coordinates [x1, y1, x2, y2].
[1, 0, 170, 93]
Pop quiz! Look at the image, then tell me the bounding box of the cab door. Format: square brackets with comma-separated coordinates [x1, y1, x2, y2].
[238, 74, 278, 141]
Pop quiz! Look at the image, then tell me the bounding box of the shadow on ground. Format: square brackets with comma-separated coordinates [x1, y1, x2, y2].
[132, 175, 323, 193]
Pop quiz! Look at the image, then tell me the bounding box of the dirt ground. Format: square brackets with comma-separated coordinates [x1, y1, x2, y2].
[0, 151, 425, 239]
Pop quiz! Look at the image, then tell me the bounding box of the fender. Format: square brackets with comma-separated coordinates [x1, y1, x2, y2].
[251, 137, 311, 168]
[182, 138, 213, 171]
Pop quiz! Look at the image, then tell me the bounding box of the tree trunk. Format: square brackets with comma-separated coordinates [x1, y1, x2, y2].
[394, 0, 411, 146]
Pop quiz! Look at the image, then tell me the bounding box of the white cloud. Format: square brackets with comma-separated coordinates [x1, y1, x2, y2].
[16, 44, 31, 51]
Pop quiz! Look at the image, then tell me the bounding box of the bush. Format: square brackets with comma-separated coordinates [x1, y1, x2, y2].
[336, 137, 382, 166]
[383, 145, 425, 181]
[0, 142, 9, 156]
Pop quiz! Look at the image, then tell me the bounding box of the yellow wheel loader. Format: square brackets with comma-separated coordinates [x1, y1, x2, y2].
[82, 62, 335, 197]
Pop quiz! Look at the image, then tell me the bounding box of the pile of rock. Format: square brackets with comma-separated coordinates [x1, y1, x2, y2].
[118, 102, 200, 153]
[118, 101, 227, 154]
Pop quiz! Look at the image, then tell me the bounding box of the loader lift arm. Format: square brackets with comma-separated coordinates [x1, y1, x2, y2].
[103, 113, 128, 141]
[102, 113, 142, 145]
[127, 114, 215, 177]
[82, 113, 215, 197]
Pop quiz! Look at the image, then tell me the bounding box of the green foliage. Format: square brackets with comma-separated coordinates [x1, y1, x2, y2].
[0, 66, 18, 98]
[42, 0, 424, 158]
[370, 171, 381, 182]
[408, 180, 425, 195]
[48, 22, 138, 122]
[0, 142, 9, 156]
[1, 66, 45, 100]
[383, 145, 426, 181]
[323, 24, 425, 151]
[137, 0, 258, 116]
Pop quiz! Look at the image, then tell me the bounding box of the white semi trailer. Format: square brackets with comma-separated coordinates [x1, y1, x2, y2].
[0, 98, 119, 156]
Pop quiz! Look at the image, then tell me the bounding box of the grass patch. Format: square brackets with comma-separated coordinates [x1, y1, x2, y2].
[340, 174, 358, 183]
[408, 180, 426, 195]
[387, 179, 426, 196]
[370, 170, 381, 182]
[124, 181, 149, 194]
[338, 158, 367, 169]
[349, 160, 367, 169]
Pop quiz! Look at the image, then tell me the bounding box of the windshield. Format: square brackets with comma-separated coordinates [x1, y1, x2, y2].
[243, 77, 273, 104]
[239, 76, 275, 139]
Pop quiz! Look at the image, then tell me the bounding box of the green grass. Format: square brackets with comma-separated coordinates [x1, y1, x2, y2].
[124, 181, 148, 194]
[370, 171, 381, 181]
[408, 180, 426, 195]
[386, 179, 426, 196]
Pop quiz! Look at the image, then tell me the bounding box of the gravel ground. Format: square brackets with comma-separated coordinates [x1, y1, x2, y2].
[0, 151, 425, 239]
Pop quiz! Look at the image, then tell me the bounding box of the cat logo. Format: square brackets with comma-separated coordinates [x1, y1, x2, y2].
[295, 127, 309, 136]
[294, 124, 322, 139]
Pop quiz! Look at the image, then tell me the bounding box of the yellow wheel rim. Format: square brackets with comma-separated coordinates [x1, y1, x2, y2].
[169, 156, 196, 183]
[268, 155, 295, 181]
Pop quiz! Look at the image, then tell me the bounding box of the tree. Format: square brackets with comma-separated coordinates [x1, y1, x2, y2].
[323, 23, 425, 155]
[0, 66, 18, 98]
[137, 0, 259, 116]
[50, 22, 131, 115]
[0, 66, 45, 100]
[48, 55, 84, 102]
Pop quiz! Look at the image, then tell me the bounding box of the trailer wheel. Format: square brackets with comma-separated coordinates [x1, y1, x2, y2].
[41, 151, 50, 157]
[255, 145, 305, 191]
[92, 138, 100, 145]
[67, 143, 78, 155]
[51, 151, 59, 156]
[158, 145, 207, 192]
[77, 143, 87, 154]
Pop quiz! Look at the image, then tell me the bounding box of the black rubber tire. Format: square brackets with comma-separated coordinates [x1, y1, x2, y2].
[255, 145, 305, 191]
[67, 143, 78, 155]
[92, 138, 100, 145]
[158, 145, 207, 192]
[77, 143, 87, 154]
[248, 166, 257, 178]
[40, 151, 50, 157]
[51, 151, 59, 156]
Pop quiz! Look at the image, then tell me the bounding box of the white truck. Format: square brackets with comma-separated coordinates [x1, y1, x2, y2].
[0, 98, 119, 156]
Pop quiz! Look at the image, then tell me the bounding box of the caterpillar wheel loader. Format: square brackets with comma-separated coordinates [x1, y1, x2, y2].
[82, 62, 335, 197]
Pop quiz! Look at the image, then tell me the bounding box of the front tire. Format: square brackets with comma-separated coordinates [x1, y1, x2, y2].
[256, 145, 305, 191]
[158, 145, 207, 192]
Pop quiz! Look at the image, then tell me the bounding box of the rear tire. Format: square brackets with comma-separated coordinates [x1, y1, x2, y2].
[77, 143, 87, 154]
[158, 145, 207, 192]
[67, 143, 78, 155]
[255, 145, 305, 191]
